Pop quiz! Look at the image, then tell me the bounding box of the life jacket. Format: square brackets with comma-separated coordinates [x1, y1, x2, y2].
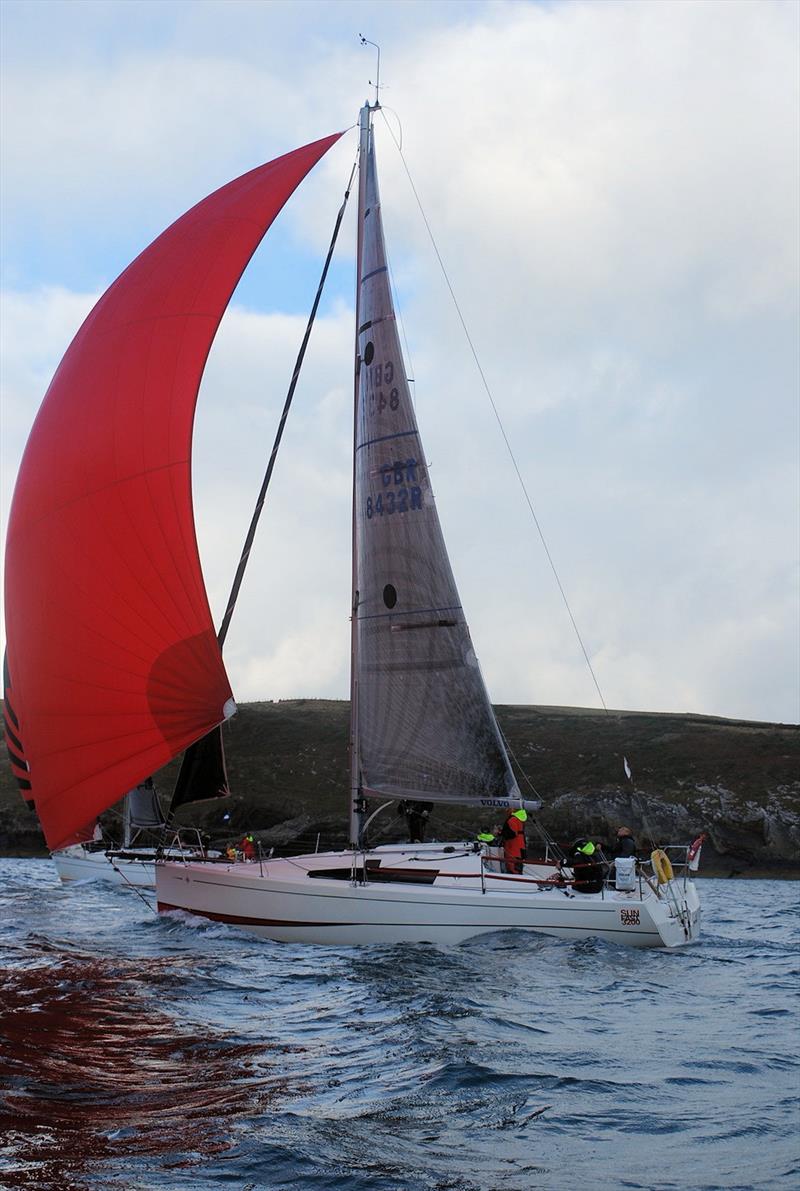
[501, 814, 525, 843]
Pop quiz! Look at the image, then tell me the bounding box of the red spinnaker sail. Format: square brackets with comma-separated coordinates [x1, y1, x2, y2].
[4, 131, 342, 851]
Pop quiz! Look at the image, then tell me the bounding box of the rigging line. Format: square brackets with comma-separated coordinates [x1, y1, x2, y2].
[109, 860, 158, 914]
[488, 692, 541, 800]
[374, 109, 413, 383]
[499, 729, 542, 801]
[378, 107, 609, 715]
[474, 647, 549, 817]
[491, 721, 563, 859]
[631, 786, 659, 853]
[216, 150, 359, 649]
[382, 240, 417, 407]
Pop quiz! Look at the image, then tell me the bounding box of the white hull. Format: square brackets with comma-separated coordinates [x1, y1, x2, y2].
[52, 843, 211, 888]
[52, 845, 157, 886]
[156, 843, 701, 949]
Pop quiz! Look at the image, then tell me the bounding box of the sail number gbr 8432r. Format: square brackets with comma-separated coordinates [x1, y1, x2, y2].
[366, 458, 423, 519]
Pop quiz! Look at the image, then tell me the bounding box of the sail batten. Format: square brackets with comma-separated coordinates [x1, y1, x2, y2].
[4, 132, 342, 851]
[352, 123, 520, 809]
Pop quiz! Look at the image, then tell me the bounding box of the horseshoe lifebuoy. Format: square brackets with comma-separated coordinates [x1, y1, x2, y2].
[651, 848, 674, 884]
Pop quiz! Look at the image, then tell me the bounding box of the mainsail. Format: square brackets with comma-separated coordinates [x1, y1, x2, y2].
[353, 126, 521, 808]
[4, 133, 342, 851]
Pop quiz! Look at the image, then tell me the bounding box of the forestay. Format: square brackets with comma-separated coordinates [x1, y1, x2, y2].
[353, 129, 521, 809]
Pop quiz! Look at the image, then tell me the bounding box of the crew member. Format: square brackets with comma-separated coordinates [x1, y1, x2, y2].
[570, 838, 604, 893]
[501, 807, 527, 874]
[611, 825, 638, 890]
[614, 826, 637, 858]
[397, 800, 433, 843]
[240, 833, 257, 861]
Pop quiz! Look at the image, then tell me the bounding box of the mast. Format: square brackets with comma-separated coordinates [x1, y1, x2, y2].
[122, 793, 131, 850]
[348, 101, 373, 847]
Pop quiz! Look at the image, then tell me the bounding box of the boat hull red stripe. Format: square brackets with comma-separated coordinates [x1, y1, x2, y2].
[157, 902, 332, 928]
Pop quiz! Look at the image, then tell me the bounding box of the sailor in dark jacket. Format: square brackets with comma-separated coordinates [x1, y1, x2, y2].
[398, 800, 433, 843]
[610, 826, 638, 889]
[570, 838, 605, 893]
[614, 826, 637, 858]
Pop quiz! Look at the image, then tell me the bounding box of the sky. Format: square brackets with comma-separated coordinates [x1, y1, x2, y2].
[1, 0, 798, 726]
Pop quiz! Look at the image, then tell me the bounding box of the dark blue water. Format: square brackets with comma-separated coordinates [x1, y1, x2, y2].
[0, 860, 797, 1191]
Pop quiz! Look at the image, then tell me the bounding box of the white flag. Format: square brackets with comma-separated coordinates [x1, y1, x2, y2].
[623, 756, 632, 781]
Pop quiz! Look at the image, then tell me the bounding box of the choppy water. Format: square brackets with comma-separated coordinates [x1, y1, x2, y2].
[0, 860, 797, 1191]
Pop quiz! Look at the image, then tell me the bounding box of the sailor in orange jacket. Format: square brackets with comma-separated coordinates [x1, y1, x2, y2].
[501, 808, 527, 874]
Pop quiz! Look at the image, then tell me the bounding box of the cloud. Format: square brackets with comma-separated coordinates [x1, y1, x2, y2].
[1, 0, 798, 723]
[0, 286, 96, 517]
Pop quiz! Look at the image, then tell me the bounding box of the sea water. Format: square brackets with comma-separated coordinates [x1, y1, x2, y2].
[0, 859, 797, 1190]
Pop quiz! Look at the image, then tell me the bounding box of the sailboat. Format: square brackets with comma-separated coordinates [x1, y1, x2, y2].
[51, 780, 164, 886]
[3, 101, 701, 947]
[50, 779, 218, 887]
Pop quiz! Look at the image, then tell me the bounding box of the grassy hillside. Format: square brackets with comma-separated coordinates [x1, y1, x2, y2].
[2, 700, 798, 876]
